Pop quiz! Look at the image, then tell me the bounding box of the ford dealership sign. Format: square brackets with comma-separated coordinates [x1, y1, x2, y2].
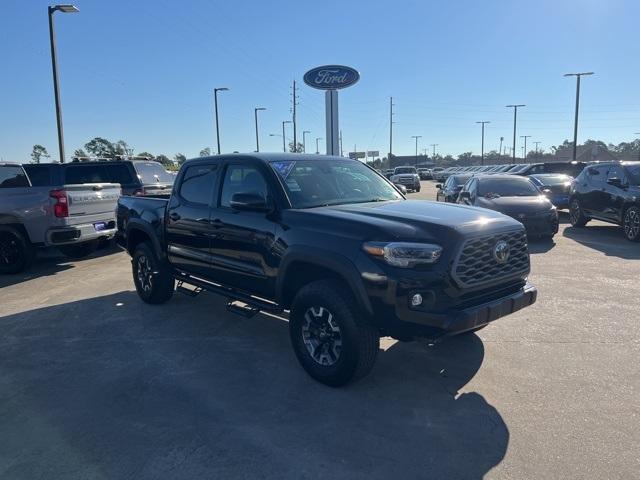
[303, 65, 360, 90]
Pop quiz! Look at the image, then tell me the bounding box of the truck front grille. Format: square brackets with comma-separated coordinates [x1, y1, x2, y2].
[452, 229, 530, 288]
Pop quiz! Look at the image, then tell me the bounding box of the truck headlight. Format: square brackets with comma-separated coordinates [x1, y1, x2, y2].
[363, 242, 443, 267]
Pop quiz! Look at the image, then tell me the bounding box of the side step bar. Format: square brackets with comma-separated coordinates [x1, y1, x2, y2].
[174, 271, 284, 316]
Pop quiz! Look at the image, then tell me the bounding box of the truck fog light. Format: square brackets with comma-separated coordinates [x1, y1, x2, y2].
[411, 293, 423, 307]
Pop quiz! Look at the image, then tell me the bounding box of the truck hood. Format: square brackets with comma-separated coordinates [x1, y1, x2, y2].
[290, 200, 522, 242]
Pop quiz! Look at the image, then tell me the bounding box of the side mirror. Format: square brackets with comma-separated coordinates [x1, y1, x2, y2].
[230, 192, 270, 212]
[606, 177, 623, 188]
[435, 184, 442, 189]
[459, 191, 471, 200]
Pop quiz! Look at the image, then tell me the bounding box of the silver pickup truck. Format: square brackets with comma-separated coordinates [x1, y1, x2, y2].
[0, 162, 120, 273]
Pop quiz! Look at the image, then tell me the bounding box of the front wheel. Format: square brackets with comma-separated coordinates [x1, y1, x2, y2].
[289, 280, 380, 387]
[132, 242, 174, 304]
[623, 206, 640, 242]
[569, 198, 589, 227]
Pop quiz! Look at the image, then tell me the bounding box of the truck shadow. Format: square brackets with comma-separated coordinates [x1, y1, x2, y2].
[563, 224, 640, 260]
[0, 291, 507, 480]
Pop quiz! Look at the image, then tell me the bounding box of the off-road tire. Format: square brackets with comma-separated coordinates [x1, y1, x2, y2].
[289, 280, 380, 387]
[132, 242, 174, 304]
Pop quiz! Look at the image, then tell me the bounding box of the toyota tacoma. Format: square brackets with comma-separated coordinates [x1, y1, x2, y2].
[117, 154, 537, 386]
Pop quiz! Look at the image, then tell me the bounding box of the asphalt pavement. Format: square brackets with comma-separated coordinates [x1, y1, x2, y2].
[0, 181, 638, 479]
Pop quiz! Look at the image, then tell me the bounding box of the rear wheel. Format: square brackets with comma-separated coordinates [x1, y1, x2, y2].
[289, 280, 379, 387]
[132, 242, 174, 304]
[0, 226, 32, 274]
[623, 206, 640, 242]
[569, 198, 589, 227]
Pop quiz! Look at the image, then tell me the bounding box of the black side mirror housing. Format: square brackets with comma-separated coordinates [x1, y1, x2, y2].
[435, 184, 442, 189]
[459, 191, 471, 200]
[230, 192, 270, 212]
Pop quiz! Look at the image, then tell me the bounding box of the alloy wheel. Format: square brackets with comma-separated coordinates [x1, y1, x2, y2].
[301, 306, 343, 366]
[136, 255, 153, 292]
[624, 208, 640, 240]
[569, 200, 581, 225]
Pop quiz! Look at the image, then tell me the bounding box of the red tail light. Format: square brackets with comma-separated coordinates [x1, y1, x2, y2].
[50, 189, 69, 218]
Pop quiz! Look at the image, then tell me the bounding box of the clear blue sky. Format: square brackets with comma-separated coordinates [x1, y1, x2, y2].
[1, 0, 639, 162]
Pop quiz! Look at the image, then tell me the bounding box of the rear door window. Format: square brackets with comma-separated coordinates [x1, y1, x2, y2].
[179, 165, 217, 205]
[0, 166, 30, 188]
[133, 162, 175, 183]
[22, 165, 53, 186]
[64, 165, 110, 184]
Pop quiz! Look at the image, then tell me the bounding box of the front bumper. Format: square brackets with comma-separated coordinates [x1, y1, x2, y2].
[46, 221, 117, 245]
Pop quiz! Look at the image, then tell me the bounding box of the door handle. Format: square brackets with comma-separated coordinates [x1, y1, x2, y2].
[169, 212, 181, 221]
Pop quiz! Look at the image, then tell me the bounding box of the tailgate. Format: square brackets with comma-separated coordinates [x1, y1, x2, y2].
[64, 183, 121, 217]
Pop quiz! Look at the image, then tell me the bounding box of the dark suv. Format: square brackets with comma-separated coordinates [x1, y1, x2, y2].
[23, 160, 175, 196]
[569, 161, 640, 242]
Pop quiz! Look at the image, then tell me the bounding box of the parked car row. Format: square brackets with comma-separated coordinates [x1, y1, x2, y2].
[432, 161, 586, 182]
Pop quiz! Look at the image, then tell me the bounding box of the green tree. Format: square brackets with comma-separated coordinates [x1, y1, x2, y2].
[85, 137, 115, 158]
[199, 147, 211, 157]
[174, 153, 187, 164]
[30, 145, 49, 164]
[73, 148, 88, 159]
[113, 140, 133, 157]
[155, 154, 172, 167]
[288, 141, 304, 153]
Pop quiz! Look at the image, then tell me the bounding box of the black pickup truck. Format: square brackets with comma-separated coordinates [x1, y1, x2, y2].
[117, 153, 537, 386]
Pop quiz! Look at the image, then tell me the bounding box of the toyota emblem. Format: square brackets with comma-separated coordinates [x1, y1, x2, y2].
[493, 240, 510, 264]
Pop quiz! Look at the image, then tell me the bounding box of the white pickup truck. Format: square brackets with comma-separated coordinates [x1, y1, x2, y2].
[0, 162, 121, 273]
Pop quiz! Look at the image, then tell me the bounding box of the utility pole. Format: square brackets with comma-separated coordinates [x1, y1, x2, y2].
[316, 137, 322, 154]
[214, 87, 229, 154]
[533, 141, 541, 161]
[48, 4, 79, 163]
[521, 135, 531, 162]
[430, 143, 438, 158]
[339, 130, 343, 156]
[564, 72, 594, 161]
[292, 80, 297, 149]
[506, 104, 525, 162]
[282, 120, 291, 152]
[389, 97, 394, 161]
[476, 121, 490, 165]
[302, 130, 310, 153]
[254, 107, 266, 152]
[499, 137, 504, 159]
[411, 135, 422, 167]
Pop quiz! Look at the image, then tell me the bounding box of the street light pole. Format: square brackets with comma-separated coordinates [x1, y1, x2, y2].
[281, 120, 291, 152]
[499, 137, 504, 158]
[48, 4, 79, 163]
[315, 137, 322, 154]
[564, 72, 594, 161]
[533, 141, 541, 161]
[302, 130, 310, 153]
[520, 135, 531, 162]
[476, 121, 490, 165]
[411, 135, 422, 167]
[254, 107, 266, 152]
[214, 87, 229, 154]
[506, 104, 526, 163]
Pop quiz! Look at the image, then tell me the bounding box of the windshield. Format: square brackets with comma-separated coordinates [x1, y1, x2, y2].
[626, 164, 640, 185]
[134, 161, 175, 183]
[270, 159, 403, 208]
[478, 177, 540, 197]
[394, 167, 416, 174]
[530, 174, 572, 186]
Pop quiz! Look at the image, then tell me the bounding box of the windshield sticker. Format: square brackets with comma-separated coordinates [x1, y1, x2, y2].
[271, 161, 296, 180]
